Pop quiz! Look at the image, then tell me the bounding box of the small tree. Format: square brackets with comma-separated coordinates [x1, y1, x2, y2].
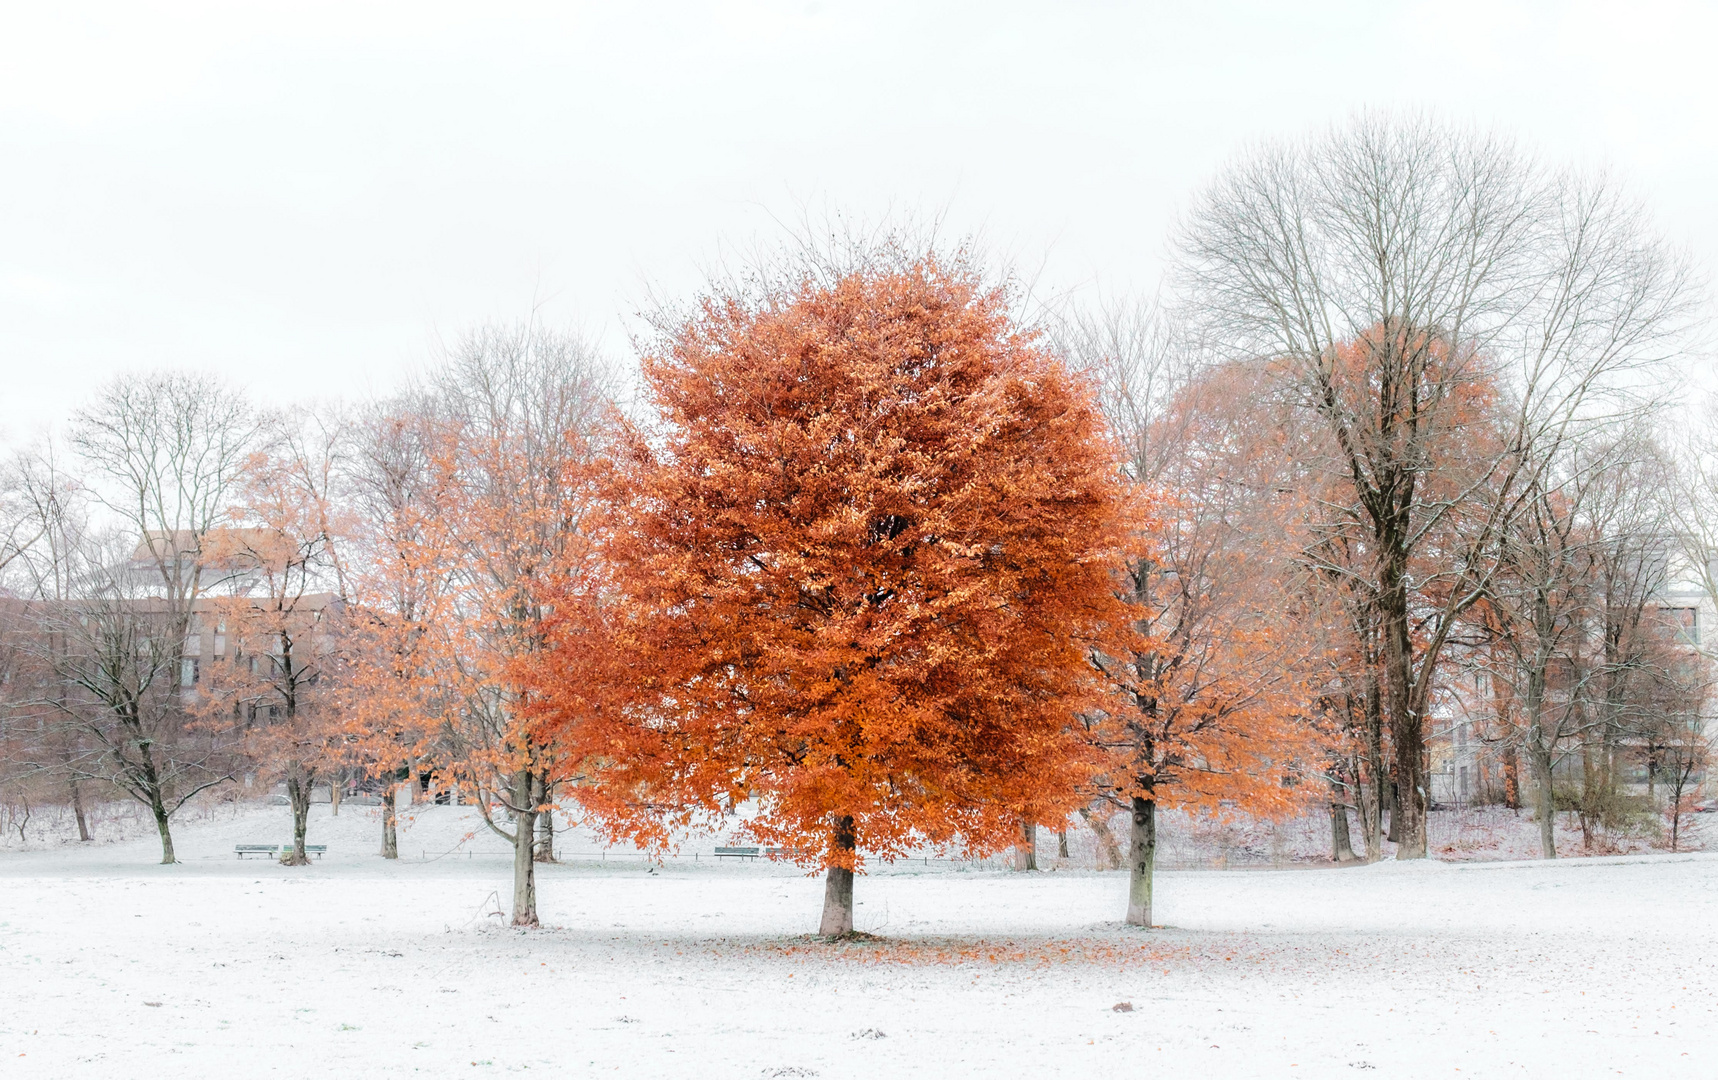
[552, 245, 1134, 936]
[1661, 719, 1708, 853]
[357, 326, 614, 927]
[339, 397, 447, 860]
[37, 549, 235, 864]
[199, 410, 348, 865]
[1066, 326, 1322, 924]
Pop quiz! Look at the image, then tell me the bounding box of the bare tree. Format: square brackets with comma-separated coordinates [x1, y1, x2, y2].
[1173, 114, 1696, 857]
[0, 374, 260, 863]
[1657, 706, 1710, 853]
[70, 372, 257, 654]
[24, 534, 235, 864]
[3, 446, 112, 842]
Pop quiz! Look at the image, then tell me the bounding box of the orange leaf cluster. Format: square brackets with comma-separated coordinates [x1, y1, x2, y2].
[532, 253, 1139, 870]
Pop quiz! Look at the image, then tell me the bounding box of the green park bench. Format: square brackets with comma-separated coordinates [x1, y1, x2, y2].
[234, 844, 328, 859]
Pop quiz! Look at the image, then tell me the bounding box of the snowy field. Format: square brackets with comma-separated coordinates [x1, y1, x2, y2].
[2, 803, 1715, 1079]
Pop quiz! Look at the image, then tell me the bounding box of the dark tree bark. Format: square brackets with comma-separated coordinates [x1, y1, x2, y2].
[281, 760, 314, 866]
[1380, 569, 1428, 859]
[1016, 820, 1038, 871]
[819, 814, 856, 937]
[149, 798, 175, 864]
[1360, 664, 1385, 859]
[68, 775, 91, 842]
[133, 738, 177, 865]
[1329, 780, 1357, 863]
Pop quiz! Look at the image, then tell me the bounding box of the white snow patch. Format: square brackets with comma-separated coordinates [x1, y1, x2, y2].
[1, 802, 1715, 1078]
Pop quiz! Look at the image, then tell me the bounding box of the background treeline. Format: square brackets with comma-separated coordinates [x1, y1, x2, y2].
[0, 115, 1711, 932]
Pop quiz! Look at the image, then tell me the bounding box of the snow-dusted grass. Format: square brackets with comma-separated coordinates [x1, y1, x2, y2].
[2, 802, 1715, 1078]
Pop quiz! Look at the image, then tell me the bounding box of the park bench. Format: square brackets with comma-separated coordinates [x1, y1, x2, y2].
[712, 846, 786, 860]
[233, 844, 328, 859]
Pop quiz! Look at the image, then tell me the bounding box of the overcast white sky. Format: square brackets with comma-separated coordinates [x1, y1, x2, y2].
[1, 0, 1714, 444]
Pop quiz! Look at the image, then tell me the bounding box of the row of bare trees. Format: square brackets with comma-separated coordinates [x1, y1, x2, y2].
[1152, 114, 1709, 861]
[0, 325, 611, 898]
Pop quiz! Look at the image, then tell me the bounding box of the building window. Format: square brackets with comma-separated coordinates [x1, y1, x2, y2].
[1666, 607, 1699, 645]
[181, 657, 200, 685]
[1459, 765, 1469, 797]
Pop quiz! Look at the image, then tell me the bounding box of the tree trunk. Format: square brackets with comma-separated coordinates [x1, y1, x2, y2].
[282, 762, 313, 866]
[68, 776, 92, 842]
[1016, 820, 1038, 871]
[510, 768, 539, 927]
[1057, 828, 1070, 860]
[1363, 674, 1385, 859]
[151, 796, 176, 865]
[1079, 805, 1124, 869]
[1668, 756, 1693, 852]
[1578, 740, 1597, 851]
[381, 781, 398, 860]
[1357, 775, 1380, 861]
[1124, 793, 1157, 927]
[1384, 775, 1400, 845]
[1530, 746, 1557, 859]
[532, 774, 555, 863]
[330, 770, 342, 817]
[136, 742, 175, 864]
[1502, 743, 1521, 810]
[1391, 738, 1427, 858]
[1329, 782, 1356, 863]
[819, 814, 856, 937]
[1381, 563, 1428, 860]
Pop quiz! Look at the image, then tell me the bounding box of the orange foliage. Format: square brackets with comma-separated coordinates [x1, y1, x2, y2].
[194, 417, 349, 861]
[532, 252, 1137, 873]
[1090, 360, 1322, 818]
[336, 407, 456, 798]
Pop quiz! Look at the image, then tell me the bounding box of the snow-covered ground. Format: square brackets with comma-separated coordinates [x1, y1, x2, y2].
[2, 801, 1715, 1078]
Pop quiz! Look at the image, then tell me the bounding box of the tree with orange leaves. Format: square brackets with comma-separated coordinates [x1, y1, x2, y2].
[338, 395, 449, 860]
[199, 408, 349, 865]
[1065, 301, 1323, 925]
[427, 326, 612, 927]
[339, 330, 612, 926]
[545, 245, 1135, 936]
